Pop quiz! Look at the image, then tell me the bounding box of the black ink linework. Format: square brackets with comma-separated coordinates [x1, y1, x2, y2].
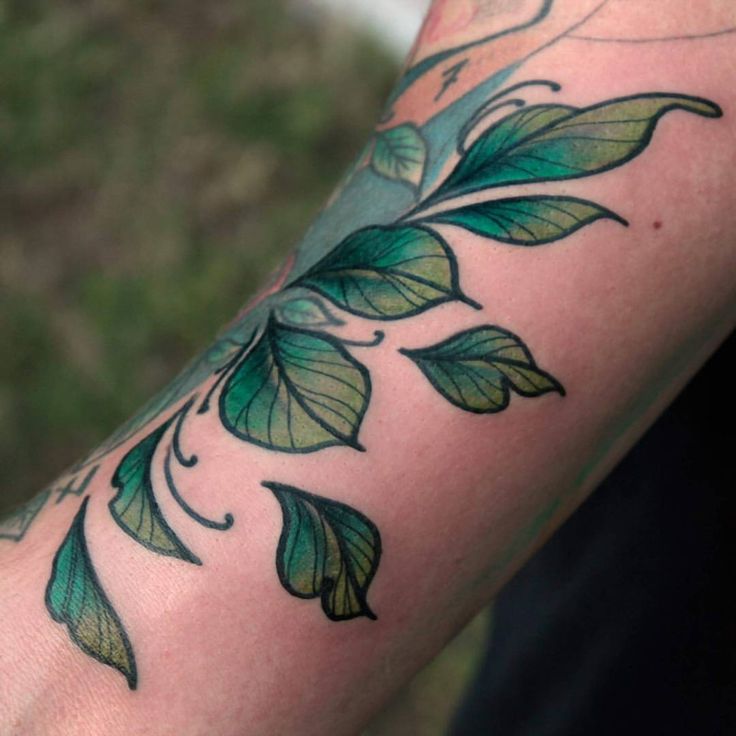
[55, 465, 99, 505]
[435, 59, 469, 101]
[571, 27, 736, 44]
[164, 404, 234, 531]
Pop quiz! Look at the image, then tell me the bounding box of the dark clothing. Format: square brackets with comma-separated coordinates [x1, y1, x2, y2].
[451, 334, 735, 736]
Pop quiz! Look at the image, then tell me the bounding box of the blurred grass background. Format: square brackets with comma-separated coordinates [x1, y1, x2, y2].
[0, 0, 488, 732]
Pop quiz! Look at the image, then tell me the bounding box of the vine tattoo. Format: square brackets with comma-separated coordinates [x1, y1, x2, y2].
[2, 4, 723, 691]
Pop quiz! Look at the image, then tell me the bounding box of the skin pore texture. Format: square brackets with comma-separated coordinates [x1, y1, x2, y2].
[1, 1, 735, 734]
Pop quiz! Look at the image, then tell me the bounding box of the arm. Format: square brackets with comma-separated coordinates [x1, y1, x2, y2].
[2, 2, 735, 733]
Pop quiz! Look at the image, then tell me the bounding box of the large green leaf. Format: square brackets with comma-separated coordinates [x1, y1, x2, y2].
[422, 195, 626, 245]
[46, 497, 137, 689]
[371, 123, 428, 189]
[291, 225, 474, 320]
[400, 325, 564, 413]
[110, 412, 199, 563]
[220, 317, 370, 453]
[433, 94, 721, 199]
[263, 482, 381, 621]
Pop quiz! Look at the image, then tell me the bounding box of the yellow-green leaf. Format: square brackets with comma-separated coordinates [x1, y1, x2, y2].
[110, 414, 200, 563]
[422, 195, 626, 245]
[46, 498, 137, 689]
[400, 325, 564, 413]
[434, 94, 721, 199]
[291, 225, 476, 320]
[371, 123, 428, 189]
[264, 482, 381, 621]
[219, 317, 370, 452]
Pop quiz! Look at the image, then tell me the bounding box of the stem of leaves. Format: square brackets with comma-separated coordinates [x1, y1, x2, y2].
[165, 395, 235, 531]
[338, 330, 385, 348]
[472, 78, 561, 116]
[163, 443, 234, 531]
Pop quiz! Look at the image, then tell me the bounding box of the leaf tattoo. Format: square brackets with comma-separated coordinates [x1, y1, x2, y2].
[429, 94, 721, 204]
[24, 76, 721, 691]
[290, 225, 479, 320]
[110, 409, 200, 564]
[219, 316, 371, 452]
[264, 482, 381, 621]
[400, 326, 564, 413]
[371, 123, 428, 189]
[46, 498, 138, 689]
[419, 195, 627, 245]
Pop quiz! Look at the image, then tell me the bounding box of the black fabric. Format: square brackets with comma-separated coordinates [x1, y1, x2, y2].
[450, 333, 735, 736]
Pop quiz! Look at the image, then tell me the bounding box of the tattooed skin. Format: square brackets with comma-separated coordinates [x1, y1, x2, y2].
[2, 2, 723, 689]
[0, 490, 51, 542]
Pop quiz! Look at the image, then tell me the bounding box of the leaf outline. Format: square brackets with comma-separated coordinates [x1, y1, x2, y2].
[46, 497, 138, 689]
[263, 481, 382, 621]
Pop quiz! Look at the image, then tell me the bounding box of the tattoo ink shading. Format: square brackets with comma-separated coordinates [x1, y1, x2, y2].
[10, 6, 721, 689]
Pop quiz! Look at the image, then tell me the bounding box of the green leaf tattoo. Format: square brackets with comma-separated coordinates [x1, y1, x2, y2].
[431, 94, 721, 202]
[420, 195, 626, 245]
[110, 410, 200, 564]
[291, 225, 478, 320]
[46, 498, 137, 689]
[22, 69, 722, 692]
[220, 316, 370, 452]
[400, 325, 564, 413]
[263, 482, 381, 621]
[371, 123, 428, 189]
[275, 296, 345, 328]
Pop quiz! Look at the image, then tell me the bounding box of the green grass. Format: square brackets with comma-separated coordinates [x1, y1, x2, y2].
[0, 3, 488, 731]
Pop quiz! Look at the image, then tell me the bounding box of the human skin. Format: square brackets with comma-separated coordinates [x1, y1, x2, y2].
[1, 2, 735, 734]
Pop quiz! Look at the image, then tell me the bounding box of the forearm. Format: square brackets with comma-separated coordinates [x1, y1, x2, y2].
[2, 2, 735, 734]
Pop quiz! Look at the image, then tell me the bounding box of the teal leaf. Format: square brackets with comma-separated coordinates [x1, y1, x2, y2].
[464, 103, 574, 153]
[110, 410, 200, 563]
[263, 482, 381, 621]
[400, 325, 564, 413]
[291, 225, 477, 320]
[46, 498, 138, 689]
[371, 123, 428, 189]
[433, 94, 721, 200]
[421, 195, 626, 245]
[219, 317, 370, 453]
[275, 296, 344, 328]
